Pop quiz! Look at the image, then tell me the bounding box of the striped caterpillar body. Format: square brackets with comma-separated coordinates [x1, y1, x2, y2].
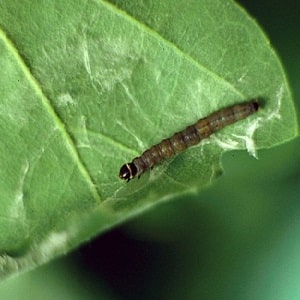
[119, 100, 259, 182]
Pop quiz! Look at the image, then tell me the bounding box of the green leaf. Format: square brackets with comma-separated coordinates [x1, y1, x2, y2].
[0, 0, 297, 280]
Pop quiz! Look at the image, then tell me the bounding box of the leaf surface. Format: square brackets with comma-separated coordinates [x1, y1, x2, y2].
[0, 0, 297, 279]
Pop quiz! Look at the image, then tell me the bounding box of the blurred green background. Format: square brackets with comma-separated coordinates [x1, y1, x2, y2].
[1, 1, 299, 299]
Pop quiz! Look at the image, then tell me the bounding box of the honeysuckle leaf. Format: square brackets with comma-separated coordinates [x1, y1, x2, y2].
[0, 0, 297, 280]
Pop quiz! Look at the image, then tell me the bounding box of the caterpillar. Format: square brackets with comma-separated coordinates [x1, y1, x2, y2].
[119, 99, 259, 182]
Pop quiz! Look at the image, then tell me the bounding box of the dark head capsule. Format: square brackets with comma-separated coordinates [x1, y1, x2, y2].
[119, 163, 137, 182]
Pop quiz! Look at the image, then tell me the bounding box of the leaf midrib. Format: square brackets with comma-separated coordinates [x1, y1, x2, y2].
[0, 27, 102, 203]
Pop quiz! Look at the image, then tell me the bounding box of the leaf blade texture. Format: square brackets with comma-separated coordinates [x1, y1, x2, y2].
[0, 0, 297, 279]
